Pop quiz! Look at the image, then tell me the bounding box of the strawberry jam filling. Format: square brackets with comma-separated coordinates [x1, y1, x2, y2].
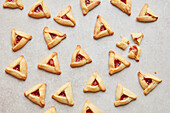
[31, 89, 40, 97]
[120, 94, 128, 100]
[8, 0, 14, 2]
[145, 13, 157, 19]
[15, 35, 22, 45]
[59, 91, 66, 97]
[114, 59, 121, 68]
[33, 5, 43, 13]
[47, 59, 54, 67]
[100, 24, 106, 31]
[144, 77, 152, 85]
[129, 45, 138, 55]
[76, 54, 84, 62]
[61, 15, 69, 20]
[13, 64, 20, 71]
[85, 0, 90, 6]
[121, 0, 126, 4]
[86, 108, 93, 113]
[50, 33, 57, 39]
[92, 79, 99, 86]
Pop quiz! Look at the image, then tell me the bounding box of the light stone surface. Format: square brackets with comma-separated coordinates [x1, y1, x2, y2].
[0, 0, 170, 113]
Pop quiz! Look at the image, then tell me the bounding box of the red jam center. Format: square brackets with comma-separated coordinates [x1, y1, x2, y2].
[92, 79, 99, 86]
[15, 35, 22, 45]
[33, 5, 43, 13]
[129, 45, 138, 55]
[121, 0, 126, 4]
[100, 25, 106, 31]
[144, 78, 152, 85]
[120, 94, 128, 100]
[31, 90, 40, 97]
[85, 0, 90, 6]
[47, 59, 54, 67]
[76, 54, 84, 62]
[86, 108, 93, 113]
[59, 91, 66, 97]
[13, 64, 20, 71]
[50, 33, 57, 39]
[114, 59, 121, 68]
[8, 0, 14, 2]
[61, 15, 69, 20]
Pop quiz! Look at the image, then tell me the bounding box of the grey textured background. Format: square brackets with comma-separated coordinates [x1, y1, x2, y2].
[0, 0, 170, 113]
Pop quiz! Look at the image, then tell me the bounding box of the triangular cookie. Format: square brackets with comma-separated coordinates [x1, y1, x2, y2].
[116, 35, 130, 50]
[28, 0, 51, 18]
[52, 82, 74, 106]
[70, 45, 92, 67]
[94, 15, 114, 39]
[82, 99, 102, 113]
[109, 51, 131, 75]
[44, 106, 56, 113]
[128, 45, 141, 62]
[38, 52, 61, 74]
[83, 71, 106, 92]
[80, 0, 101, 15]
[138, 72, 162, 95]
[53, 5, 76, 27]
[114, 83, 137, 107]
[110, 0, 131, 15]
[3, 0, 24, 9]
[136, 3, 158, 22]
[5, 55, 27, 80]
[24, 83, 46, 107]
[11, 29, 32, 52]
[131, 33, 144, 45]
[43, 27, 66, 49]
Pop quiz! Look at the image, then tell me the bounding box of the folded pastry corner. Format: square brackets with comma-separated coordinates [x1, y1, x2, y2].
[114, 83, 137, 107]
[110, 0, 131, 15]
[28, 0, 51, 18]
[136, 3, 158, 22]
[94, 15, 114, 39]
[5, 55, 27, 80]
[80, 0, 101, 15]
[70, 45, 92, 67]
[24, 83, 46, 107]
[53, 5, 76, 27]
[83, 71, 106, 92]
[138, 72, 162, 95]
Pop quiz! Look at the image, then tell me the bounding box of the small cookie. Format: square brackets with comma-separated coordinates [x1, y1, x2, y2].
[109, 51, 131, 75]
[114, 83, 137, 107]
[11, 29, 32, 52]
[136, 3, 158, 22]
[116, 36, 129, 50]
[80, 0, 101, 15]
[94, 15, 114, 39]
[138, 72, 162, 95]
[82, 99, 102, 113]
[24, 83, 46, 107]
[38, 52, 61, 74]
[53, 5, 76, 27]
[83, 71, 106, 92]
[44, 106, 56, 113]
[3, 0, 24, 9]
[110, 0, 131, 15]
[131, 33, 144, 45]
[70, 45, 92, 67]
[28, 0, 51, 18]
[5, 55, 27, 80]
[43, 27, 66, 49]
[52, 82, 74, 106]
[128, 45, 141, 62]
